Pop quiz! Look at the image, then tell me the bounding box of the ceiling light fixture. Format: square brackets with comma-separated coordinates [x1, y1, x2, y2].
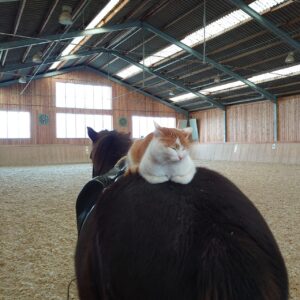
[18, 76, 27, 84]
[32, 51, 43, 63]
[59, 5, 73, 26]
[50, 0, 121, 70]
[214, 74, 221, 83]
[169, 88, 175, 96]
[285, 51, 295, 64]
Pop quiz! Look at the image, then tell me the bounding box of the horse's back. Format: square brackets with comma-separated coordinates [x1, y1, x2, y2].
[75, 167, 288, 300]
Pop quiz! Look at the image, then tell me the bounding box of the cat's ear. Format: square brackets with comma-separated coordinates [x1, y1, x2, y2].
[153, 121, 162, 137]
[153, 121, 161, 130]
[182, 127, 193, 138]
[153, 121, 161, 137]
[87, 127, 98, 142]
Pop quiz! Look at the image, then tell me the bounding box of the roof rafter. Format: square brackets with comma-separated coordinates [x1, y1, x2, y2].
[21, 0, 60, 63]
[0, 48, 109, 74]
[0, 66, 84, 87]
[86, 66, 189, 117]
[110, 49, 225, 110]
[229, 0, 300, 51]
[142, 21, 277, 102]
[1, 0, 26, 66]
[0, 21, 142, 51]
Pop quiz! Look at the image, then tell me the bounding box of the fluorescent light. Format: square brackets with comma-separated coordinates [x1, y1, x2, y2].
[170, 64, 300, 102]
[116, 0, 287, 79]
[49, 0, 121, 70]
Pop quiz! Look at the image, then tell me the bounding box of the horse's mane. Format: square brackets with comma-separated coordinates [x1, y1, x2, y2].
[89, 129, 132, 177]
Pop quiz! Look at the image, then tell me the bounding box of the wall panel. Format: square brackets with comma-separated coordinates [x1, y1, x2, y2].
[189, 109, 224, 143]
[227, 101, 274, 143]
[278, 95, 300, 142]
[1, 68, 299, 166]
[0, 69, 181, 146]
[189, 96, 299, 143]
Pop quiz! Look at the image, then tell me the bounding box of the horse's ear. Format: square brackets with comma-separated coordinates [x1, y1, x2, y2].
[87, 127, 98, 142]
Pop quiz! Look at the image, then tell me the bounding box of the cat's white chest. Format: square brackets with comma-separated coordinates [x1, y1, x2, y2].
[139, 140, 196, 184]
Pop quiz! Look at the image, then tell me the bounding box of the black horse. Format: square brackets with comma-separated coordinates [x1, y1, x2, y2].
[75, 129, 288, 300]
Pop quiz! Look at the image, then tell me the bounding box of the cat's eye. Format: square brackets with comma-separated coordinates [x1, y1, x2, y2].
[171, 144, 179, 150]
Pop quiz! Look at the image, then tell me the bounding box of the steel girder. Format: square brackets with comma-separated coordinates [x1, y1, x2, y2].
[229, 0, 300, 51]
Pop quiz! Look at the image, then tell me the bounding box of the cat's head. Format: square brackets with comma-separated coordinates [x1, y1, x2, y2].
[152, 122, 192, 162]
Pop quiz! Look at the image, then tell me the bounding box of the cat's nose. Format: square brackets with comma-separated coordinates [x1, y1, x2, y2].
[178, 155, 183, 160]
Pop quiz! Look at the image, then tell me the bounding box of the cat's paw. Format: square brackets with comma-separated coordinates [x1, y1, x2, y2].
[142, 173, 169, 184]
[171, 172, 195, 184]
[126, 165, 139, 176]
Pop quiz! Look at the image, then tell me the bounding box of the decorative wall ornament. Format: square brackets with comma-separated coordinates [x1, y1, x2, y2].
[38, 114, 49, 125]
[118, 117, 128, 127]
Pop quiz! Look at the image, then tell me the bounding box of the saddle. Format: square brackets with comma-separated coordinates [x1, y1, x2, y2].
[76, 157, 127, 234]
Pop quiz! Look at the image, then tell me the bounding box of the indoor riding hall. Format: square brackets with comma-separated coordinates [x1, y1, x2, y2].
[0, 0, 299, 299]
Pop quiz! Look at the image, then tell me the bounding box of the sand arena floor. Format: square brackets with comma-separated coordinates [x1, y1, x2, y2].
[0, 161, 299, 299]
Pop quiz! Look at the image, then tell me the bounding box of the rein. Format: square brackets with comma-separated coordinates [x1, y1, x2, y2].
[77, 157, 127, 235]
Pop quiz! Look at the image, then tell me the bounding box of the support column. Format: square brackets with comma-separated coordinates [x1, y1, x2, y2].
[223, 108, 227, 143]
[273, 98, 278, 143]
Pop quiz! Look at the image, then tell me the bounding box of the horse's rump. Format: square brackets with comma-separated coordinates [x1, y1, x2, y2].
[75, 167, 288, 300]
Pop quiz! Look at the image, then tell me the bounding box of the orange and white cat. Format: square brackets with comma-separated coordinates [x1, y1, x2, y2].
[127, 122, 196, 184]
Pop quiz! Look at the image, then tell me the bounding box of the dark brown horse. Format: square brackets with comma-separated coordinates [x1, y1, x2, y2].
[75, 130, 288, 300]
[87, 127, 132, 177]
[75, 127, 132, 233]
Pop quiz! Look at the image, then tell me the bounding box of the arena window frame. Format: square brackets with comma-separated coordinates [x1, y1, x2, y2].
[55, 82, 113, 139]
[0, 110, 31, 139]
[131, 116, 176, 139]
[56, 113, 112, 138]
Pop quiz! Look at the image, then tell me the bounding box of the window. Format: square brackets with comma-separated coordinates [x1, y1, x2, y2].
[55, 82, 113, 138]
[0, 111, 30, 139]
[56, 82, 112, 109]
[132, 116, 176, 138]
[56, 113, 112, 138]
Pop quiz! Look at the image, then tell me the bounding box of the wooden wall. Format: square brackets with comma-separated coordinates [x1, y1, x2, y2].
[0, 69, 181, 145]
[0, 69, 299, 166]
[189, 109, 224, 143]
[190, 97, 300, 143]
[278, 95, 300, 142]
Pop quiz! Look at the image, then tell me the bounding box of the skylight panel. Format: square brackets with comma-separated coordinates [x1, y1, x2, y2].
[144, 44, 182, 65]
[201, 81, 245, 94]
[170, 93, 197, 102]
[49, 0, 121, 70]
[116, 65, 141, 78]
[170, 64, 300, 102]
[86, 0, 120, 29]
[117, 0, 288, 80]
[249, 0, 286, 12]
[249, 64, 300, 83]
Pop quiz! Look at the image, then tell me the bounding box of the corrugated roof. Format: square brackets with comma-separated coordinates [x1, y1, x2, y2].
[0, 0, 299, 111]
